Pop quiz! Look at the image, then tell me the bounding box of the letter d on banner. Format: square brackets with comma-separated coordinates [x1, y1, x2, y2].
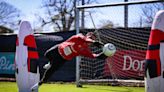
[123, 55, 132, 71]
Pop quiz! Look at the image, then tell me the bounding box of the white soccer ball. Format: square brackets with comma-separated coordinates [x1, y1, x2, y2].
[103, 43, 116, 56]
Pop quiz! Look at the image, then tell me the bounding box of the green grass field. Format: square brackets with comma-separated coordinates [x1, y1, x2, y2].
[0, 82, 145, 92]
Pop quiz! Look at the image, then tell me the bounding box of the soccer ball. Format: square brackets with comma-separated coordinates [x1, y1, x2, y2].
[103, 43, 116, 56]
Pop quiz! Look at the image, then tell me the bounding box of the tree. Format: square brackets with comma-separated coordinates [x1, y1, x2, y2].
[98, 20, 120, 29]
[37, 0, 96, 32]
[0, 1, 21, 32]
[0, 26, 13, 33]
[141, 2, 164, 27]
[99, 20, 114, 28]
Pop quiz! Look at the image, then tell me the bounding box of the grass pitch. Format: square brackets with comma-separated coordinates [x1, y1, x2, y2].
[0, 82, 144, 92]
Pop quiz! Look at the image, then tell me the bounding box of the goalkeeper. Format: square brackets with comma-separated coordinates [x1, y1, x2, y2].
[31, 32, 108, 91]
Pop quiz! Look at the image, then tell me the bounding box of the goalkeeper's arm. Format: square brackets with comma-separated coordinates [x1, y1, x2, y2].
[93, 52, 108, 60]
[92, 41, 104, 47]
[92, 41, 108, 59]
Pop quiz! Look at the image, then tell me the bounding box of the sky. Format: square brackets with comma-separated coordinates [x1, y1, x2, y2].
[79, 0, 144, 28]
[5, 0, 43, 29]
[5, 0, 42, 14]
[3, 0, 147, 32]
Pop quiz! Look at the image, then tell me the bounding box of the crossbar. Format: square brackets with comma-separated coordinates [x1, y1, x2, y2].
[77, 0, 162, 9]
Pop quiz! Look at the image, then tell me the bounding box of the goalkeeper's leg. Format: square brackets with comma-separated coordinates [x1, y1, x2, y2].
[31, 45, 66, 91]
[40, 59, 66, 84]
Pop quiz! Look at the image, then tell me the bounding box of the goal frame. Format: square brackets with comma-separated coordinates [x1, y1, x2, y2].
[75, 0, 162, 87]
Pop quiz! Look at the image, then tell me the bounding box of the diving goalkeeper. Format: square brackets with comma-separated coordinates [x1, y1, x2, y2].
[31, 32, 108, 91]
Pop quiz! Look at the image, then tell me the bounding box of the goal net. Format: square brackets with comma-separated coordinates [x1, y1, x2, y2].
[79, 28, 149, 86]
[75, 0, 162, 87]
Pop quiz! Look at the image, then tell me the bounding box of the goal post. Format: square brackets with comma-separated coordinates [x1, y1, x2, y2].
[75, 0, 162, 87]
[75, 8, 81, 87]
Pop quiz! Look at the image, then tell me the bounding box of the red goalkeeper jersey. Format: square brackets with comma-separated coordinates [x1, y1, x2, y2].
[58, 33, 96, 60]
